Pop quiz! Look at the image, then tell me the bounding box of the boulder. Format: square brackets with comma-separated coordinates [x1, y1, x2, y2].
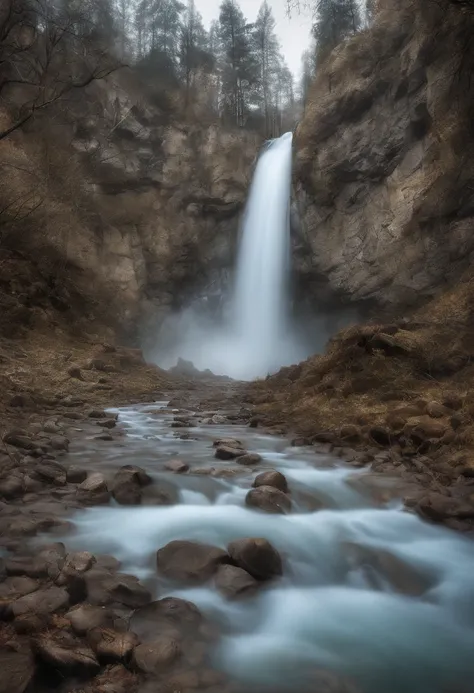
[156, 541, 229, 584]
[86, 571, 152, 609]
[214, 564, 258, 599]
[245, 486, 292, 514]
[214, 445, 246, 461]
[66, 466, 88, 484]
[442, 392, 463, 411]
[66, 604, 115, 636]
[130, 598, 202, 642]
[11, 585, 69, 617]
[165, 459, 189, 474]
[236, 453, 262, 466]
[98, 419, 117, 429]
[87, 627, 139, 662]
[0, 636, 35, 693]
[426, 401, 448, 419]
[5, 556, 51, 579]
[76, 473, 110, 506]
[34, 461, 67, 486]
[416, 493, 474, 522]
[77, 664, 138, 693]
[227, 538, 282, 581]
[132, 638, 182, 674]
[111, 466, 152, 506]
[2, 431, 36, 450]
[212, 438, 243, 449]
[0, 477, 24, 500]
[34, 631, 100, 677]
[368, 426, 392, 446]
[253, 470, 288, 493]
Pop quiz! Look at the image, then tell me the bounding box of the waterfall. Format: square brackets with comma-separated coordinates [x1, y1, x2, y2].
[229, 132, 294, 379]
[150, 131, 309, 380]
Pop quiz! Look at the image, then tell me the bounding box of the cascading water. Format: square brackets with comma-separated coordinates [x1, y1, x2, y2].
[229, 131, 296, 378]
[148, 132, 309, 380]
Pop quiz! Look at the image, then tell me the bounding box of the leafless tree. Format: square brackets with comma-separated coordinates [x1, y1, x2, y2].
[0, 0, 122, 142]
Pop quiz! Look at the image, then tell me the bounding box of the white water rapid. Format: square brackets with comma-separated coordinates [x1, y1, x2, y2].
[56, 403, 474, 693]
[150, 132, 309, 380]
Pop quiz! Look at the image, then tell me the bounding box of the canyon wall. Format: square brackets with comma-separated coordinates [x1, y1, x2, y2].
[0, 68, 259, 341]
[292, 0, 474, 311]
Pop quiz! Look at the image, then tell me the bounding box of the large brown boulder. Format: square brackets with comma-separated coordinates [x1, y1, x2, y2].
[66, 604, 115, 636]
[111, 466, 152, 506]
[245, 486, 292, 514]
[227, 538, 282, 581]
[34, 631, 100, 677]
[214, 564, 258, 599]
[0, 636, 35, 693]
[253, 470, 288, 493]
[236, 453, 262, 466]
[11, 585, 69, 618]
[132, 638, 181, 674]
[87, 627, 139, 662]
[76, 473, 110, 506]
[156, 541, 229, 584]
[214, 445, 246, 461]
[86, 571, 152, 609]
[130, 598, 202, 642]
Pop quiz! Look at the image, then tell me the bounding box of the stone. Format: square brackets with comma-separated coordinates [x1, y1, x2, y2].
[227, 538, 282, 581]
[57, 551, 96, 587]
[132, 638, 181, 674]
[34, 461, 67, 486]
[66, 604, 115, 635]
[340, 424, 362, 442]
[212, 438, 243, 449]
[0, 477, 24, 500]
[79, 664, 138, 693]
[156, 541, 229, 584]
[442, 392, 463, 411]
[5, 556, 51, 579]
[49, 435, 69, 451]
[98, 419, 117, 429]
[111, 466, 152, 506]
[214, 564, 258, 599]
[426, 401, 448, 418]
[88, 410, 108, 419]
[13, 612, 47, 634]
[87, 627, 139, 662]
[416, 493, 474, 522]
[34, 631, 100, 677]
[245, 486, 292, 514]
[165, 459, 189, 474]
[68, 366, 84, 380]
[253, 470, 288, 493]
[11, 585, 69, 617]
[87, 572, 152, 609]
[67, 466, 88, 483]
[2, 432, 36, 450]
[214, 445, 246, 461]
[409, 418, 447, 440]
[368, 426, 392, 446]
[211, 414, 226, 424]
[77, 473, 110, 506]
[236, 453, 262, 466]
[0, 636, 35, 693]
[130, 598, 202, 642]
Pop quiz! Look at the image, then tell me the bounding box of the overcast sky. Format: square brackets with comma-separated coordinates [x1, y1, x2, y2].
[196, 0, 313, 78]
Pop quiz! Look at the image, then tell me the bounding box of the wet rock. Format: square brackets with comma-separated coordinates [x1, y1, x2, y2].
[68, 366, 84, 380]
[132, 638, 182, 674]
[426, 401, 448, 419]
[0, 636, 35, 693]
[13, 612, 47, 634]
[249, 417, 259, 428]
[0, 477, 24, 500]
[213, 438, 243, 449]
[227, 538, 282, 581]
[34, 461, 67, 486]
[340, 424, 362, 442]
[112, 466, 152, 506]
[76, 473, 110, 506]
[98, 419, 117, 429]
[211, 414, 226, 424]
[407, 418, 447, 440]
[130, 598, 202, 642]
[214, 564, 258, 599]
[0, 577, 39, 617]
[49, 435, 69, 451]
[165, 459, 189, 474]
[5, 556, 51, 579]
[156, 541, 229, 584]
[34, 631, 100, 677]
[214, 445, 246, 461]
[253, 470, 288, 493]
[442, 392, 463, 411]
[57, 551, 96, 591]
[368, 426, 392, 447]
[67, 466, 88, 484]
[79, 664, 138, 693]
[245, 486, 292, 514]
[86, 571, 152, 609]
[162, 669, 200, 690]
[88, 410, 108, 419]
[2, 431, 36, 450]
[66, 604, 115, 636]
[87, 627, 139, 662]
[95, 433, 114, 442]
[11, 585, 69, 617]
[236, 453, 262, 466]
[416, 493, 474, 522]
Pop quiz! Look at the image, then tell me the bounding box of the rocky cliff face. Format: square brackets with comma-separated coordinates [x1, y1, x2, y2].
[0, 68, 259, 341]
[292, 0, 474, 310]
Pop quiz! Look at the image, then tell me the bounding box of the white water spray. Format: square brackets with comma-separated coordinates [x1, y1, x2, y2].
[148, 132, 308, 380]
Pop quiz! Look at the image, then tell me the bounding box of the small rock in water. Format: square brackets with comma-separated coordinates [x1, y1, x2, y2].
[77, 473, 110, 506]
[236, 453, 262, 466]
[215, 445, 246, 461]
[130, 597, 202, 642]
[246, 486, 292, 514]
[165, 459, 189, 474]
[253, 470, 288, 493]
[156, 540, 229, 584]
[227, 538, 282, 581]
[214, 564, 258, 599]
[111, 465, 152, 506]
[66, 466, 88, 484]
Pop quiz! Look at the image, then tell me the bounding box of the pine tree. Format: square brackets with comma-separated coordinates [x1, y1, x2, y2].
[218, 0, 257, 127]
[253, 1, 281, 137]
[179, 0, 209, 99]
[314, 0, 361, 64]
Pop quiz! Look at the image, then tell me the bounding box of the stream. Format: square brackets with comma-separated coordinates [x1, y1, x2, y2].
[55, 401, 474, 693]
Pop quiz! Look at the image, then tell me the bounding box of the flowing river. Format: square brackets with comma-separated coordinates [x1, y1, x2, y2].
[54, 399, 474, 693]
